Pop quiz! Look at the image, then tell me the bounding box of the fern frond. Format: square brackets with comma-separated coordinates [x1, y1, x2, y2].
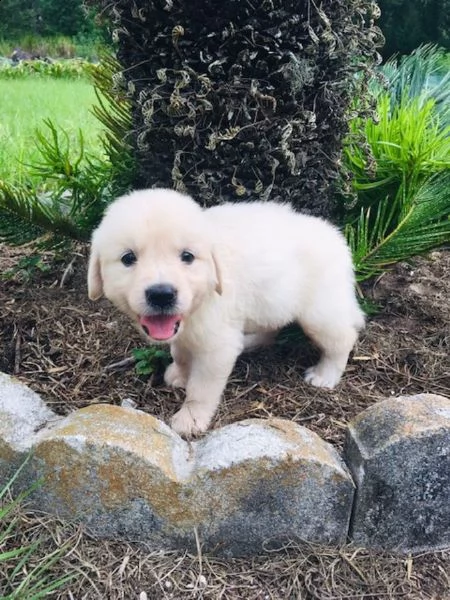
[342, 44, 449, 280]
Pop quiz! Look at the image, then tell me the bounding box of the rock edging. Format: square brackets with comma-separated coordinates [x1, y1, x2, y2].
[345, 393, 450, 552]
[0, 372, 449, 556]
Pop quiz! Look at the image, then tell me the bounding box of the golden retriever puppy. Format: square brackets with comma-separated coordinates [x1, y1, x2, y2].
[88, 188, 365, 436]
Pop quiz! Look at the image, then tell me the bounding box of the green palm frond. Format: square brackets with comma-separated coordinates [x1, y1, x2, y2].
[0, 201, 48, 247]
[381, 44, 450, 125]
[88, 52, 135, 193]
[0, 119, 113, 247]
[0, 182, 82, 246]
[347, 171, 450, 280]
[0, 51, 134, 250]
[346, 93, 450, 195]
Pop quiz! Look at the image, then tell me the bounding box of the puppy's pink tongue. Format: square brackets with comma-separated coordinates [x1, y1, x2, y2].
[139, 315, 181, 341]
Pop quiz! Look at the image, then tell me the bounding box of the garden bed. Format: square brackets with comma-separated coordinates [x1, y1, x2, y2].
[0, 243, 449, 598]
[1, 245, 448, 447]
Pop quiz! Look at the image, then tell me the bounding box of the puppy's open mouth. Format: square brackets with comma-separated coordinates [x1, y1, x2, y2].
[139, 314, 182, 341]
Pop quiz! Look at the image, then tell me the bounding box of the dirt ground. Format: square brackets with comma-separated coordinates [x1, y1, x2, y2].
[0, 243, 449, 599]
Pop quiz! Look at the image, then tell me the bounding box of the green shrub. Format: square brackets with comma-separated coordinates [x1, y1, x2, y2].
[0, 120, 115, 246]
[0, 59, 97, 80]
[0, 34, 105, 61]
[343, 45, 450, 280]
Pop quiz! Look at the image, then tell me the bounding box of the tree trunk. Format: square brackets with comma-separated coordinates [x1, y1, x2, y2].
[92, 0, 382, 216]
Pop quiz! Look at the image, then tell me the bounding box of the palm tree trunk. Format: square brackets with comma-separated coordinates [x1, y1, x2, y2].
[91, 0, 382, 216]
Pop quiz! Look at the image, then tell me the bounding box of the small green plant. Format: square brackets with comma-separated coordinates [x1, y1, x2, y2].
[343, 45, 450, 280]
[0, 459, 76, 599]
[133, 347, 171, 376]
[0, 76, 103, 184]
[3, 255, 51, 282]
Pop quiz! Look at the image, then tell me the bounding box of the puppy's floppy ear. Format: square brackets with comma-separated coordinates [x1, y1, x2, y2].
[211, 248, 223, 295]
[87, 242, 103, 301]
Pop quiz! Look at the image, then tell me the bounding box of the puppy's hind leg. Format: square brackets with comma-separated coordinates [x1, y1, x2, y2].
[243, 331, 277, 352]
[301, 320, 360, 389]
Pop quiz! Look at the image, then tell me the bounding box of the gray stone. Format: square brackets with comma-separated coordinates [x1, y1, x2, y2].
[193, 419, 354, 555]
[345, 393, 450, 553]
[26, 405, 354, 556]
[0, 372, 59, 481]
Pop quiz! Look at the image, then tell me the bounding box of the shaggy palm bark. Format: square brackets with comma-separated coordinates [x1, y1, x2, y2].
[91, 0, 382, 215]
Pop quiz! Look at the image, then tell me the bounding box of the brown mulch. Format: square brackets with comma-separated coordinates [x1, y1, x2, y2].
[1, 243, 449, 599]
[4, 508, 450, 600]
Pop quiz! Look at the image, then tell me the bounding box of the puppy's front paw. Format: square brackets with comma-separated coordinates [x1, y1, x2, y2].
[164, 363, 187, 389]
[304, 364, 341, 389]
[170, 404, 211, 437]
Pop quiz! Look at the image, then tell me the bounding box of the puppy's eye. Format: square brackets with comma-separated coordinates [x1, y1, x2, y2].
[121, 250, 137, 267]
[180, 250, 195, 264]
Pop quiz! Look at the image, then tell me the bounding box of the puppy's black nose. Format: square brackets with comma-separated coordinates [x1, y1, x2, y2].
[145, 284, 177, 309]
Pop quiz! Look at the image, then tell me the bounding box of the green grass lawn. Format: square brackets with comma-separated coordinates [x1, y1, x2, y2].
[0, 78, 104, 184]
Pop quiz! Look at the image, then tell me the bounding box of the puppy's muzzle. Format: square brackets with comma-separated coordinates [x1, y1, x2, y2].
[140, 283, 182, 341]
[145, 283, 177, 310]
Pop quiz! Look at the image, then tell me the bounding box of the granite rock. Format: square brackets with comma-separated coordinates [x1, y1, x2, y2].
[28, 404, 354, 555]
[0, 372, 59, 481]
[345, 393, 450, 552]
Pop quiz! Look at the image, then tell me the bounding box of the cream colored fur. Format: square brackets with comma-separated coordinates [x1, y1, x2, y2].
[88, 188, 365, 436]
